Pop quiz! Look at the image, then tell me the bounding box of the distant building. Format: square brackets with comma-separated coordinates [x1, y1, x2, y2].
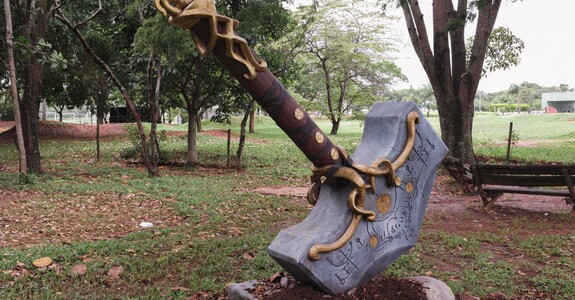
[542, 92, 575, 113]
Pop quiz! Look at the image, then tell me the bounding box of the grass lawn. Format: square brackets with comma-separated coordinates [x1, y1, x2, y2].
[0, 112, 574, 299]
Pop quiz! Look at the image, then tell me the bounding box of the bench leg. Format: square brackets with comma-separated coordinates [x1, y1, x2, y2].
[483, 193, 503, 210]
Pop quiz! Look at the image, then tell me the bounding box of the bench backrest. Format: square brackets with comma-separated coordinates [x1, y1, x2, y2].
[474, 164, 575, 187]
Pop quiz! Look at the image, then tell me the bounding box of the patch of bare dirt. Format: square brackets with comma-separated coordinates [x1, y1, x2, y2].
[252, 186, 308, 198]
[201, 129, 270, 143]
[0, 189, 185, 248]
[0, 121, 127, 143]
[0, 121, 14, 134]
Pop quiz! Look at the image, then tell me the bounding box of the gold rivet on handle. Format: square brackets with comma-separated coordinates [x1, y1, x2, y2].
[370, 236, 378, 248]
[315, 132, 325, 144]
[330, 148, 340, 160]
[406, 182, 414, 193]
[294, 108, 304, 120]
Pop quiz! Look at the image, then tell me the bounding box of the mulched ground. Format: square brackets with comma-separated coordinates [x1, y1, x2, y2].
[0, 121, 126, 143]
[255, 273, 428, 300]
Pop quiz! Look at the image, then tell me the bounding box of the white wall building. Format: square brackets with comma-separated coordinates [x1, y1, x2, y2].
[542, 92, 575, 113]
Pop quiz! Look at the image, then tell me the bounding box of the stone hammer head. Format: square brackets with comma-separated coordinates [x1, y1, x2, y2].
[268, 102, 448, 295]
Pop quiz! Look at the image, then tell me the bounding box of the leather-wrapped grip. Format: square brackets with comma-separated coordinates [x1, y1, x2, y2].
[191, 20, 340, 167]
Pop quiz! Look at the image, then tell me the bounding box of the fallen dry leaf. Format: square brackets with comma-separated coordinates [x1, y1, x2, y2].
[269, 271, 284, 283]
[242, 252, 255, 260]
[107, 266, 123, 278]
[71, 264, 87, 276]
[32, 257, 52, 268]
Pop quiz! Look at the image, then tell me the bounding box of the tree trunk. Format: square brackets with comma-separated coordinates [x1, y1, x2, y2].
[19, 0, 51, 174]
[3, 0, 27, 174]
[187, 108, 198, 165]
[57, 108, 63, 122]
[41, 100, 47, 121]
[96, 121, 100, 162]
[183, 59, 203, 166]
[95, 83, 106, 163]
[249, 99, 255, 133]
[330, 118, 340, 135]
[399, 0, 501, 165]
[196, 111, 202, 132]
[236, 101, 253, 172]
[436, 92, 475, 164]
[147, 53, 161, 176]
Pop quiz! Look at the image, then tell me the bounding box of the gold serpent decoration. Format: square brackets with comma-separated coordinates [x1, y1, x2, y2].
[307, 111, 420, 260]
[155, 0, 267, 79]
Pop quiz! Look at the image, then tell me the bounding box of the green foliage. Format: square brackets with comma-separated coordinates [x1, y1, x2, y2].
[292, 0, 405, 133]
[488, 103, 531, 113]
[18, 173, 39, 185]
[469, 27, 524, 75]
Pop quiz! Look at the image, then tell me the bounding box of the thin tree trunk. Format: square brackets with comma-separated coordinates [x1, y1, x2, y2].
[186, 107, 198, 165]
[196, 111, 202, 132]
[183, 60, 203, 166]
[96, 121, 100, 162]
[3, 0, 27, 174]
[236, 100, 253, 172]
[249, 99, 255, 133]
[330, 118, 340, 135]
[147, 52, 160, 176]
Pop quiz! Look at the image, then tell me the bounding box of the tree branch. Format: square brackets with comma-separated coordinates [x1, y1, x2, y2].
[401, 0, 436, 83]
[467, 0, 501, 96]
[75, 0, 102, 29]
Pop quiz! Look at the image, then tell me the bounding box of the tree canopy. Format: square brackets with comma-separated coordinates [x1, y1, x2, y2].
[293, 0, 405, 134]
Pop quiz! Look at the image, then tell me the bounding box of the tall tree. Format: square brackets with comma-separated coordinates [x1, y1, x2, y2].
[300, 0, 405, 134]
[3, 0, 27, 174]
[388, 0, 523, 164]
[18, 0, 62, 173]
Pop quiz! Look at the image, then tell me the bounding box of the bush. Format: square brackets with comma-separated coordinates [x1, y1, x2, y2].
[0, 105, 14, 121]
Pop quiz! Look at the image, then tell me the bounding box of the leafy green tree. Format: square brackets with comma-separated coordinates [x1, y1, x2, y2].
[3, 0, 64, 174]
[386, 0, 524, 164]
[298, 0, 405, 134]
[43, 67, 90, 121]
[54, 0, 160, 176]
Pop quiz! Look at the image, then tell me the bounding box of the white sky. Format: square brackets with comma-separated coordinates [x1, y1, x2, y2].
[392, 0, 575, 92]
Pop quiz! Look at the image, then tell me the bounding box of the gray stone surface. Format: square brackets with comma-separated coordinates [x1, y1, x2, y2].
[267, 102, 448, 295]
[407, 276, 456, 300]
[226, 280, 259, 300]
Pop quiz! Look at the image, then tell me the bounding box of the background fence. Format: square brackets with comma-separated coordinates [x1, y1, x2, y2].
[474, 118, 575, 165]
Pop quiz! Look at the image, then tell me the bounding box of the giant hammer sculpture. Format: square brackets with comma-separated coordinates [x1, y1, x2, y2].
[156, 0, 448, 295]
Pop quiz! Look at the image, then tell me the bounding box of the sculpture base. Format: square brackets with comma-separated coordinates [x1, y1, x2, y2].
[226, 275, 455, 300]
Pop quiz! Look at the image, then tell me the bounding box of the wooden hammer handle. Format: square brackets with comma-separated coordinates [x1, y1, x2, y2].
[191, 20, 340, 167]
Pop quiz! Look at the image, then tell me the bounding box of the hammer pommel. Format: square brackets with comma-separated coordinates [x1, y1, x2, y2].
[154, 0, 266, 80]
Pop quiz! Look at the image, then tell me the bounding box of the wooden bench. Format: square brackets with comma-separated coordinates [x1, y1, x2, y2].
[471, 164, 575, 216]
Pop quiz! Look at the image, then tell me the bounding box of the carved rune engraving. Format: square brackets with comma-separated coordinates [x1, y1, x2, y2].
[324, 128, 438, 285]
